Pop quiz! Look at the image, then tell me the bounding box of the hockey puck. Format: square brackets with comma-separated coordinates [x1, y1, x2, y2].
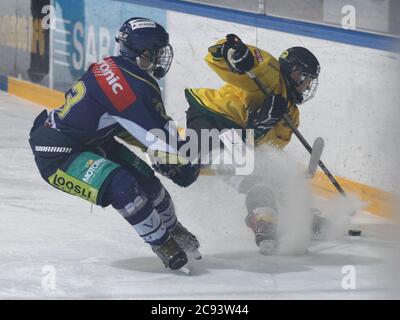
[348, 229, 362, 236]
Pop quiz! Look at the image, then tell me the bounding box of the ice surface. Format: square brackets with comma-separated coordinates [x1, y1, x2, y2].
[0, 92, 399, 299]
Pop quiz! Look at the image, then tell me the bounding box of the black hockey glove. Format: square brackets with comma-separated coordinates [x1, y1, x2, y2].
[153, 162, 200, 188]
[247, 94, 288, 134]
[222, 34, 254, 74]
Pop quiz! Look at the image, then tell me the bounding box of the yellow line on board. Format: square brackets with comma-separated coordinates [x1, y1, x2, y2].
[200, 169, 396, 219]
[311, 171, 397, 219]
[8, 77, 64, 109]
[7, 77, 397, 219]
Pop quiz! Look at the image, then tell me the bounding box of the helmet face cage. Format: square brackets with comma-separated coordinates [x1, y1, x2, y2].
[291, 67, 319, 104]
[298, 72, 318, 104]
[152, 44, 174, 79]
[133, 44, 173, 79]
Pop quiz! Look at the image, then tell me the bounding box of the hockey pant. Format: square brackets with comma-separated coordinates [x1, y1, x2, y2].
[30, 128, 177, 246]
[186, 103, 248, 169]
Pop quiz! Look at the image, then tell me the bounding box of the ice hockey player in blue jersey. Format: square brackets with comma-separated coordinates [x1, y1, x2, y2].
[29, 18, 200, 271]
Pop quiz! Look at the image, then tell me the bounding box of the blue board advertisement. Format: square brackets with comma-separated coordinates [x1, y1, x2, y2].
[52, 0, 166, 91]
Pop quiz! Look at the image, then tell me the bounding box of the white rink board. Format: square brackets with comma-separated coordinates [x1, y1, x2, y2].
[164, 11, 400, 194]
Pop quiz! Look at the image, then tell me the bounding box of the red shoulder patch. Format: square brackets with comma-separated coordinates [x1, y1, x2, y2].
[92, 57, 136, 112]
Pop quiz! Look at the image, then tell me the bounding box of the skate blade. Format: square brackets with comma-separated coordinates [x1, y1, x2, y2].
[311, 233, 326, 241]
[178, 265, 192, 276]
[259, 240, 278, 255]
[188, 249, 202, 260]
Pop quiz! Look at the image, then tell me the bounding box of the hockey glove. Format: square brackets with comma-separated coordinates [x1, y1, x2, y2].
[153, 162, 200, 188]
[248, 94, 288, 134]
[222, 34, 254, 74]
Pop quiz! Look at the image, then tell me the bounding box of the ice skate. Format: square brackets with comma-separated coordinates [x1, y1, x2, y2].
[152, 236, 188, 271]
[245, 208, 278, 255]
[170, 222, 202, 260]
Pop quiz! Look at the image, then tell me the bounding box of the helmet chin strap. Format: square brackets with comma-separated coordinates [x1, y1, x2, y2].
[283, 74, 303, 105]
[136, 56, 167, 79]
[152, 67, 164, 79]
[135, 54, 166, 79]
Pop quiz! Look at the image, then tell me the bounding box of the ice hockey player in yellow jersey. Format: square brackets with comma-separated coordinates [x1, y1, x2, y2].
[184, 34, 321, 252]
[185, 34, 320, 148]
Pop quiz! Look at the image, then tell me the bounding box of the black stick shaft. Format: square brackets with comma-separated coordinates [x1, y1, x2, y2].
[246, 71, 346, 196]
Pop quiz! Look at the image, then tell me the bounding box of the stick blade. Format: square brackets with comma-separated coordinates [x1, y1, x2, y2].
[307, 137, 324, 178]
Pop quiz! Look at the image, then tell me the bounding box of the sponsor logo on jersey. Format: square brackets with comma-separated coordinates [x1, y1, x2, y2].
[92, 57, 136, 112]
[34, 146, 72, 153]
[85, 159, 94, 168]
[51, 172, 93, 201]
[82, 158, 107, 183]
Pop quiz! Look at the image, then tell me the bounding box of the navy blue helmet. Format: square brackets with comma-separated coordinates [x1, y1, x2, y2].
[115, 17, 173, 79]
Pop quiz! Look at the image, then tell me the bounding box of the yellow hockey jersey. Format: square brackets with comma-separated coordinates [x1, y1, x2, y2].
[187, 39, 299, 149]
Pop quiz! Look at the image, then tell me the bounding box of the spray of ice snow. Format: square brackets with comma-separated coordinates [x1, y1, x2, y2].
[314, 194, 363, 240]
[246, 145, 364, 254]
[251, 145, 313, 255]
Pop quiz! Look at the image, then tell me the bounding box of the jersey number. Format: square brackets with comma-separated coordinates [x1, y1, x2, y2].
[58, 81, 86, 119]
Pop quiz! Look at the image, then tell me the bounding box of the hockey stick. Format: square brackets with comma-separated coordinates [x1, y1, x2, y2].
[246, 71, 347, 197]
[307, 137, 324, 179]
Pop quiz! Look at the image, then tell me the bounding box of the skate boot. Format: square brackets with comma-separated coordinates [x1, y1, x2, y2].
[151, 236, 188, 270]
[170, 222, 202, 259]
[245, 208, 278, 254]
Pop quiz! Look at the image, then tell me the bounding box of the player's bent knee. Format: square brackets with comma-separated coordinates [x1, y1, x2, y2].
[103, 169, 152, 222]
[245, 184, 278, 214]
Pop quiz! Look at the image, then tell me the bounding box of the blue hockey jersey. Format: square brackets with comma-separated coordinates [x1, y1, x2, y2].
[44, 55, 180, 155]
